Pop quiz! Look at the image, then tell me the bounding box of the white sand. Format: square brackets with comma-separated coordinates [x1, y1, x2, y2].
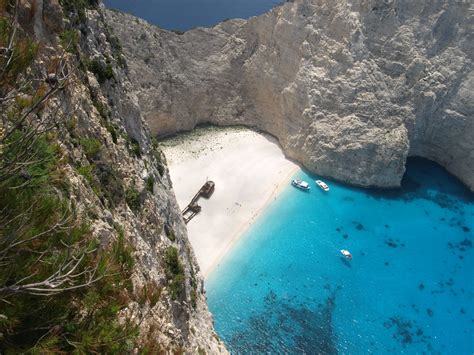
[160, 126, 299, 277]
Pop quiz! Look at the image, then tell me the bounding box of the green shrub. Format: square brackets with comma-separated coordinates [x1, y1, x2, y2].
[168, 273, 185, 301]
[1, 130, 61, 188]
[95, 162, 124, 207]
[59, 0, 99, 24]
[113, 226, 135, 273]
[125, 186, 141, 212]
[191, 288, 197, 308]
[93, 99, 110, 119]
[77, 162, 124, 207]
[107, 34, 127, 68]
[164, 248, 181, 275]
[59, 29, 78, 53]
[164, 247, 185, 300]
[87, 59, 114, 83]
[0, 19, 39, 86]
[109, 35, 122, 52]
[0, 131, 138, 352]
[106, 123, 118, 144]
[129, 138, 141, 157]
[146, 175, 154, 193]
[157, 163, 165, 177]
[164, 224, 175, 242]
[77, 161, 124, 207]
[79, 137, 101, 160]
[78, 164, 95, 184]
[65, 116, 77, 135]
[137, 282, 161, 307]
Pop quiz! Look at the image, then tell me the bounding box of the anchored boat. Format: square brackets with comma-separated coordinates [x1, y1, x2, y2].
[316, 179, 330, 191]
[340, 249, 352, 259]
[291, 179, 311, 191]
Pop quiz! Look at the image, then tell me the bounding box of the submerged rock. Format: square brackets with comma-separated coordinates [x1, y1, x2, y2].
[227, 290, 339, 353]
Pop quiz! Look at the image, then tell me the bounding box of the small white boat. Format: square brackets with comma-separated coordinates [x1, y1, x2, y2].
[291, 179, 310, 191]
[340, 249, 352, 259]
[316, 180, 330, 191]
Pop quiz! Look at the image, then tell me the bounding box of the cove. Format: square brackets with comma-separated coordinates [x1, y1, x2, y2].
[103, 0, 283, 31]
[206, 158, 474, 353]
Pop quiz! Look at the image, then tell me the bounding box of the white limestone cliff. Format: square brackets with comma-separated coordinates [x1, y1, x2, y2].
[106, 0, 473, 189]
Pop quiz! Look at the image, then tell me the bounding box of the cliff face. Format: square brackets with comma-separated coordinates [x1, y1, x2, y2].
[2, 1, 225, 352]
[76, 10, 225, 352]
[106, 0, 474, 189]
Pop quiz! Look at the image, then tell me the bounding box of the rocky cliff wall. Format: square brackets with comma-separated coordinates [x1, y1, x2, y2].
[11, 1, 226, 352]
[106, 0, 473, 190]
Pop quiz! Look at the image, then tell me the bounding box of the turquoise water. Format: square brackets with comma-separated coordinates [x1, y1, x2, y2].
[103, 0, 283, 31]
[206, 158, 474, 354]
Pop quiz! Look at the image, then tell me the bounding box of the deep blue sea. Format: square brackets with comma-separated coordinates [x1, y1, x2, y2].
[206, 158, 474, 354]
[103, 0, 283, 31]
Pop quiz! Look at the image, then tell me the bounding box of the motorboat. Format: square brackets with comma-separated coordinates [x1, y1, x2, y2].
[291, 179, 310, 191]
[340, 249, 352, 259]
[315, 179, 330, 191]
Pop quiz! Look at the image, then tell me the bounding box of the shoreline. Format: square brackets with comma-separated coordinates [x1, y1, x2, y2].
[160, 126, 300, 277]
[204, 165, 298, 277]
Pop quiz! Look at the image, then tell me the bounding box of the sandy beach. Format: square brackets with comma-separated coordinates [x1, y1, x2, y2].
[160, 126, 299, 277]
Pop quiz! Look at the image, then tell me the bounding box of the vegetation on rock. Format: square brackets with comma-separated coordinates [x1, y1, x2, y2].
[0, 3, 138, 352]
[59, 0, 99, 24]
[79, 136, 102, 160]
[164, 247, 185, 300]
[125, 186, 141, 212]
[146, 175, 155, 193]
[86, 58, 114, 84]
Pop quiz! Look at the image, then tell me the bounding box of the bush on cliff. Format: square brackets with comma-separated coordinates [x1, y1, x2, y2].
[125, 186, 141, 212]
[80, 136, 102, 160]
[0, 7, 138, 352]
[164, 247, 185, 300]
[86, 58, 114, 84]
[0, 130, 137, 352]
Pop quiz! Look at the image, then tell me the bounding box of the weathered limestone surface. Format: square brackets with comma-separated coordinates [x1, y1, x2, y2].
[106, 0, 473, 189]
[77, 10, 226, 353]
[27, 1, 227, 352]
